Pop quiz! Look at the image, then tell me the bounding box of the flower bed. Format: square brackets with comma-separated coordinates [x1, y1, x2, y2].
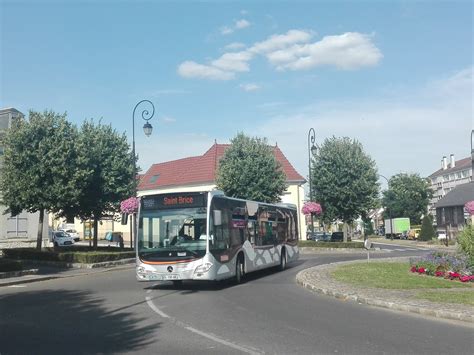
[410, 251, 474, 283]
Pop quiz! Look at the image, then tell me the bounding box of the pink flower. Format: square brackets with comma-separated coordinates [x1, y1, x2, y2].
[302, 202, 323, 216]
[417, 267, 425, 274]
[465, 201, 474, 216]
[120, 197, 139, 214]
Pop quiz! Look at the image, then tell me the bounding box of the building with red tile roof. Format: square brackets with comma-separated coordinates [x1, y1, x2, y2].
[139, 143, 305, 191]
[138, 142, 308, 239]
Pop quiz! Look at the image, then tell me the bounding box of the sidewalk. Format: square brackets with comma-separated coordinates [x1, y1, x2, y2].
[296, 257, 474, 324]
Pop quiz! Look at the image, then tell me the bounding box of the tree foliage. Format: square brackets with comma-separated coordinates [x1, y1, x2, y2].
[311, 136, 379, 232]
[216, 133, 287, 203]
[381, 173, 432, 225]
[0, 110, 79, 249]
[0, 111, 136, 249]
[71, 120, 136, 248]
[419, 215, 435, 241]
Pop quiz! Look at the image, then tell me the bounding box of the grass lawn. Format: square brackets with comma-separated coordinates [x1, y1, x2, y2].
[331, 262, 473, 289]
[414, 291, 474, 306]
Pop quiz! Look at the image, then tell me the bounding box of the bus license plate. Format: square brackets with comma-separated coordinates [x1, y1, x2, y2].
[164, 274, 180, 280]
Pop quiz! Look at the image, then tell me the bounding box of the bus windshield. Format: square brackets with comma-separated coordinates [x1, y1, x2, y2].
[138, 207, 207, 261]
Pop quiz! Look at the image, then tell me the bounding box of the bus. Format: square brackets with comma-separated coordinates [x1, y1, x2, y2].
[136, 190, 299, 284]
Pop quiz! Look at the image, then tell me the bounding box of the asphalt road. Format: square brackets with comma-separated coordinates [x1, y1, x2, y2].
[0, 248, 472, 355]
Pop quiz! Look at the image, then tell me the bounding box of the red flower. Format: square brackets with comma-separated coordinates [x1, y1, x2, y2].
[459, 276, 470, 282]
[410, 266, 417, 273]
[417, 267, 425, 274]
[448, 271, 460, 279]
[435, 271, 444, 277]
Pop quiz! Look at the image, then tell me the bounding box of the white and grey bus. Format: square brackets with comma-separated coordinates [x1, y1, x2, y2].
[136, 190, 299, 284]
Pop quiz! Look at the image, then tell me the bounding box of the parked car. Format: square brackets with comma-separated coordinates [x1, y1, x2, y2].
[60, 228, 80, 242]
[307, 231, 331, 242]
[437, 231, 447, 240]
[330, 232, 351, 242]
[51, 231, 75, 247]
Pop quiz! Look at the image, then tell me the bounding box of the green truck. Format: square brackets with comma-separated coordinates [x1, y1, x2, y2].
[384, 218, 410, 239]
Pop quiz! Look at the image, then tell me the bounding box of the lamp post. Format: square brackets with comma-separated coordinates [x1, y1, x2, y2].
[379, 174, 393, 240]
[307, 128, 318, 235]
[131, 100, 155, 248]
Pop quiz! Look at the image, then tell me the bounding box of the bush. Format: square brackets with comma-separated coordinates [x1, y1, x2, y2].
[2, 248, 135, 264]
[0, 258, 23, 272]
[457, 224, 474, 266]
[419, 215, 435, 241]
[298, 241, 364, 248]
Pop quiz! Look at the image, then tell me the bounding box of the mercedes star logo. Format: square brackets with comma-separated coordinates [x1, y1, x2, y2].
[167, 266, 173, 273]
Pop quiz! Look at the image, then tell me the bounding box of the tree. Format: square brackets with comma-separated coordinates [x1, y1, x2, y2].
[419, 215, 435, 241]
[0, 110, 79, 249]
[381, 173, 432, 225]
[311, 136, 379, 241]
[72, 120, 136, 249]
[216, 133, 287, 203]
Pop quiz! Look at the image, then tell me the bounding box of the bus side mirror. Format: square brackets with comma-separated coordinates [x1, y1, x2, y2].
[213, 210, 222, 226]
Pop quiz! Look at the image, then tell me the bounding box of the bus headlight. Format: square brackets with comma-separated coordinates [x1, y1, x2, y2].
[194, 262, 213, 274]
[137, 266, 146, 276]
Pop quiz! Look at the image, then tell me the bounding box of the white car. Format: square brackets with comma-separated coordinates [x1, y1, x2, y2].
[437, 231, 447, 240]
[51, 231, 75, 247]
[60, 228, 80, 242]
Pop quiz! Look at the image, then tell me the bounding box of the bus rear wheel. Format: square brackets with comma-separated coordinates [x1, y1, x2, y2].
[279, 249, 287, 271]
[235, 257, 244, 284]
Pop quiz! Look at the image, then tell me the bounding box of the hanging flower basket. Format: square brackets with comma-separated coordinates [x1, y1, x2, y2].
[465, 200, 474, 216]
[120, 197, 139, 214]
[302, 202, 323, 216]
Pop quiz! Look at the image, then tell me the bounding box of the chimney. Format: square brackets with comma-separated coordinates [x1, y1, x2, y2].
[442, 156, 448, 170]
[450, 154, 455, 168]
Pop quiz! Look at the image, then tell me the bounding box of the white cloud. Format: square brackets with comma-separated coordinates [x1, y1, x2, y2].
[211, 51, 254, 72]
[267, 32, 383, 71]
[178, 30, 382, 80]
[220, 26, 233, 35]
[159, 116, 176, 123]
[249, 30, 313, 54]
[235, 19, 250, 29]
[177, 61, 235, 80]
[224, 42, 246, 51]
[239, 83, 260, 92]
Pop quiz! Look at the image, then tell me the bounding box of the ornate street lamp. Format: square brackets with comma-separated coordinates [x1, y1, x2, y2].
[379, 174, 393, 240]
[307, 128, 318, 235]
[131, 100, 155, 248]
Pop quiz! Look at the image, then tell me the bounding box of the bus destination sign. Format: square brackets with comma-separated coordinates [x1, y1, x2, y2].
[142, 193, 207, 210]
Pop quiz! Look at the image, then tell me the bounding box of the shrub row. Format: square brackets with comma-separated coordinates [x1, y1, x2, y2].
[2, 248, 135, 264]
[298, 241, 364, 248]
[0, 258, 23, 272]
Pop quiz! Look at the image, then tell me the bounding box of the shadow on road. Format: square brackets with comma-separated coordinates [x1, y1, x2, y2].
[145, 263, 303, 293]
[0, 289, 159, 355]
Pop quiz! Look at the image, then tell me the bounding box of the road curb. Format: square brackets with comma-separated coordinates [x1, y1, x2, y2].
[0, 268, 39, 279]
[296, 258, 474, 324]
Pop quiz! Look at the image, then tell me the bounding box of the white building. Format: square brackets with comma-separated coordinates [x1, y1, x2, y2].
[428, 154, 472, 219]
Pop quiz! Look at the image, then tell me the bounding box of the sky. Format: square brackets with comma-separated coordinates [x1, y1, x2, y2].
[1, 0, 473, 185]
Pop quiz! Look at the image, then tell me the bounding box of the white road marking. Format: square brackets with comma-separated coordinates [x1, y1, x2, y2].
[145, 294, 263, 354]
[7, 285, 26, 288]
[145, 296, 170, 318]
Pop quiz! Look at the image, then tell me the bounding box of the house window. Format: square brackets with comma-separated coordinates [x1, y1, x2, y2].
[149, 174, 160, 183]
[443, 175, 449, 181]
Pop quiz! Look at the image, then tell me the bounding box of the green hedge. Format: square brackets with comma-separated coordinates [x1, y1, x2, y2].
[0, 258, 23, 272]
[2, 248, 135, 264]
[298, 241, 364, 248]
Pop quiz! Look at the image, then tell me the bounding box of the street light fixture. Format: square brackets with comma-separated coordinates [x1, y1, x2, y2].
[379, 174, 393, 240]
[131, 100, 155, 248]
[308, 128, 318, 235]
